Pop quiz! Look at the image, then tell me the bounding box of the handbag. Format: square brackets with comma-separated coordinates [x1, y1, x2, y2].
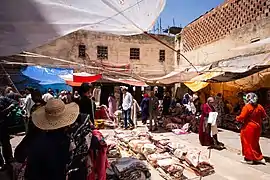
[236, 107, 256, 130]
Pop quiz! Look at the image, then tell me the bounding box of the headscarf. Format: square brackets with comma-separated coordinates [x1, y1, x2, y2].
[244, 93, 258, 105]
[207, 97, 214, 104]
[182, 93, 191, 105]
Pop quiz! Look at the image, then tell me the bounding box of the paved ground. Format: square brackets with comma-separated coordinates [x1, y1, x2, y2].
[167, 129, 270, 180]
[8, 127, 270, 180]
[146, 128, 270, 180]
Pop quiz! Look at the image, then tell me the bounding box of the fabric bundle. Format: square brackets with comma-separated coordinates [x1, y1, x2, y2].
[128, 139, 151, 154]
[173, 148, 188, 159]
[166, 123, 182, 131]
[172, 123, 190, 135]
[163, 117, 173, 127]
[111, 157, 151, 180]
[107, 139, 121, 159]
[163, 114, 198, 133]
[156, 157, 184, 178]
[183, 149, 209, 167]
[147, 152, 172, 166]
[141, 144, 157, 156]
[106, 166, 118, 180]
[171, 117, 184, 124]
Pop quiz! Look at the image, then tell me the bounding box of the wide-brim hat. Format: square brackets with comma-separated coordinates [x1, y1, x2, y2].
[121, 86, 128, 90]
[32, 99, 79, 130]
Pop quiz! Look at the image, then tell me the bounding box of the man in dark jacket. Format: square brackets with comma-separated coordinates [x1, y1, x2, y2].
[149, 91, 159, 131]
[0, 95, 17, 168]
[78, 83, 95, 124]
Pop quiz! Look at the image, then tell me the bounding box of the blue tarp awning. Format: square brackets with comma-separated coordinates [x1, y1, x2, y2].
[11, 66, 73, 92]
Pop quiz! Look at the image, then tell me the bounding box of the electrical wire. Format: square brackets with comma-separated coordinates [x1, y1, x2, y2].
[19, 51, 145, 80]
[100, 0, 198, 72]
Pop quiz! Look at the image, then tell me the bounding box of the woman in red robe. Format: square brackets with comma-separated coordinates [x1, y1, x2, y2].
[236, 93, 266, 164]
[199, 97, 215, 146]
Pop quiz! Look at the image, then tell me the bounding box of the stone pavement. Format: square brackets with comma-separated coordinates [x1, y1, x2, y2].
[8, 128, 270, 180]
[149, 128, 270, 180]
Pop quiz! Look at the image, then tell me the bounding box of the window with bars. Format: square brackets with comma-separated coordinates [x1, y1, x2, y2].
[97, 46, 108, 59]
[159, 50, 165, 62]
[78, 45, 86, 58]
[130, 48, 140, 60]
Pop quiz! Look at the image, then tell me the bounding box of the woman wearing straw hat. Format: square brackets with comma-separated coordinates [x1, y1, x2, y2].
[25, 99, 80, 180]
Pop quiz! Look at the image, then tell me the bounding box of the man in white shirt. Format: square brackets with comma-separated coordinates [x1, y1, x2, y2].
[42, 88, 54, 103]
[24, 87, 35, 118]
[121, 87, 134, 129]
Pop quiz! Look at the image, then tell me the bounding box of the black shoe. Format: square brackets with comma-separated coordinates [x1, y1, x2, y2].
[217, 141, 224, 146]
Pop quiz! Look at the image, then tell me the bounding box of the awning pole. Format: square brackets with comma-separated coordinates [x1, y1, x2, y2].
[0, 64, 19, 93]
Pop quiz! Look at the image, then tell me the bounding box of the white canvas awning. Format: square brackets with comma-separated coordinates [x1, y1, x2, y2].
[139, 65, 211, 84]
[190, 53, 270, 82]
[0, 0, 166, 56]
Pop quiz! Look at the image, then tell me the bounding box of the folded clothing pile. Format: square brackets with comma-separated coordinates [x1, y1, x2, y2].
[128, 139, 152, 154]
[107, 146, 121, 159]
[171, 117, 184, 124]
[147, 152, 172, 166]
[141, 143, 157, 157]
[180, 148, 214, 176]
[156, 157, 184, 178]
[115, 131, 137, 149]
[172, 123, 190, 135]
[166, 123, 182, 131]
[111, 157, 151, 180]
[163, 115, 198, 133]
[180, 148, 209, 167]
[106, 138, 121, 158]
[163, 117, 173, 128]
[106, 166, 118, 180]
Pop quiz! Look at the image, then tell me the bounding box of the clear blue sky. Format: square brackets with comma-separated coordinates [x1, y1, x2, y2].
[159, 0, 225, 28]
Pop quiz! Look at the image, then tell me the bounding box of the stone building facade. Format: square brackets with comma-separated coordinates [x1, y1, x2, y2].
[31, 30, 175, 77]
[176, 0, 270, 67]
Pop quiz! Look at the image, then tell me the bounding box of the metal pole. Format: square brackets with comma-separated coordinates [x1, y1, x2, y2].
[0, 64, 19, 93]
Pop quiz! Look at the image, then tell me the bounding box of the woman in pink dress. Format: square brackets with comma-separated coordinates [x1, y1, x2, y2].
[199, 97, 214, 146]
[108, 94, 117, 120]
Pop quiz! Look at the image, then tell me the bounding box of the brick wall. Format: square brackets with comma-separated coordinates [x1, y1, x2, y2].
[31, 30, 175, 77]
[181, 0, 270, 52]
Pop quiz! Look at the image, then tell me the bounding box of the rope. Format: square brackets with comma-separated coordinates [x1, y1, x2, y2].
[14, 52, 148, 83]
[101, 0, 198, 72]
[20, 52, 136, 78]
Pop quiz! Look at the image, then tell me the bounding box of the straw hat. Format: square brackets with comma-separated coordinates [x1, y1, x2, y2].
[32, 99, 79, 130]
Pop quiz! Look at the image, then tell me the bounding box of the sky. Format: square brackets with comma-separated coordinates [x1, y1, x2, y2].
[159, 0, 225, 29]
